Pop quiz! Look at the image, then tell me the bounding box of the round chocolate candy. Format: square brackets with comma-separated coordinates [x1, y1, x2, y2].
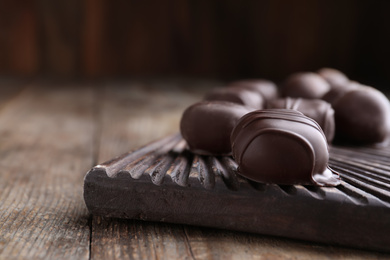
[282, 72, 330, 99]
[231, 109, 340, 186]
[317, 68, 349, 87]
[204, 87, 264, 109]
[228, 79, 279, 102]
[180, 101, 251, 155]
[322, 81, 360, 105]
[268, 97, 335, 143]
[325, 85, 390, 144]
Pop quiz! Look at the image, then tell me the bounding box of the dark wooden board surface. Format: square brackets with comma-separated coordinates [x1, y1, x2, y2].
[84, 134, 390, 252]
[1, 80, 390, 259]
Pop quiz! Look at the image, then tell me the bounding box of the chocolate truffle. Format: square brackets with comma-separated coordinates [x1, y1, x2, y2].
[324, 85, 390, 144]
[180, 101, 251, 155]
[204, 87, 264, 109]
[231, 109, 340, 186]
[228, 79, 279, 102]
[282, 72, 330, 99]
[268, 98, 335, 143]
[322, 81, 360, 105]
[317, 68, 349, 87]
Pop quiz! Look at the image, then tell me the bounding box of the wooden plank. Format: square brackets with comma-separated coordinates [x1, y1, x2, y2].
[183, 226, 390, 260]
[89, 81, 390, 259]
[90, 80, 212, 259]
[0, 83, 93, 259]
[91, 217, 194, 259]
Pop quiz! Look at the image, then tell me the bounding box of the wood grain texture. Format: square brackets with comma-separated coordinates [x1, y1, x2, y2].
[90, 80, 209, 260]
[0, 83, 93, 259]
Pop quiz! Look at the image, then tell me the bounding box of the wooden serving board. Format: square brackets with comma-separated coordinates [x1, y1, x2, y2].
[84, 133, 390, 253]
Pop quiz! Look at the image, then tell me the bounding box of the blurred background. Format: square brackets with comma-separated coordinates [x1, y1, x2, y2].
[0, 0, 389, 88]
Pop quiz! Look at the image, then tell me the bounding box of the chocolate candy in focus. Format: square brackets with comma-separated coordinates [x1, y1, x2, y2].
[282, 72, 330, 99]
[228, 79, 279, 102]
[324, 84, 390, 144]
[317, 68, 349, 87]
[268, 98, 335, 143]
[231, 109, 340, 186]
[204, 87, 264, 110]
[180, 101, 251, 155]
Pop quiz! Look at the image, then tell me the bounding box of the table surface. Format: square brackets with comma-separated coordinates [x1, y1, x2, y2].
[1, 79, 389, 260]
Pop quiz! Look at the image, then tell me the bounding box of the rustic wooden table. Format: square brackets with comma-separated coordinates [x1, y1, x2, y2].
[0, 79, 389, 259]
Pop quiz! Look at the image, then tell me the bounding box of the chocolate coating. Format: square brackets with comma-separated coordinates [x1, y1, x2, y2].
[180, 101, 251, 155]
[268, 98, 335, 143]
[204, 87, 264, 109]
[317, 68, 349, 87]
[231, 109, 340, 186]
[322, 81, 360, 105]
[326, 85, 390, 144]
[282, 72, 330, 99]
[228, 79, 279, 102]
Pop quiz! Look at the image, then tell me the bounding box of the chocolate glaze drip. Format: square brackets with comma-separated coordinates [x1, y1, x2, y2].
[231, 109, 340, 186]
[268, 98, 335, 143]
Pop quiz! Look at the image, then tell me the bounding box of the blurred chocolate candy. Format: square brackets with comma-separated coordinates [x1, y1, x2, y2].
[180, 101, 251, 155]
[322, 81, 360, 104]
[282, 72, 330, 99]
[317, 68, 349, 87]
[204, 87, 264, 109]
[228, 79, 279, 102]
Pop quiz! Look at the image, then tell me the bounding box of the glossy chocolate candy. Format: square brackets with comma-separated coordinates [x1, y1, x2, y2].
[204, 87, 264, 109]
[231, 109, 340, 186]
[282, 72, 330, 99]
[180, 101, 251, 155]
[268, 98, 335, 143]
[323, 84, 390, 144]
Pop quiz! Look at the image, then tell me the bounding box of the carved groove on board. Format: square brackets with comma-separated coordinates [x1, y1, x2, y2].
[90, 134, 390, 206]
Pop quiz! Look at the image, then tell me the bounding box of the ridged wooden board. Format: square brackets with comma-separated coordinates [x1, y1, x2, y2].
[84, 133, 390, 253]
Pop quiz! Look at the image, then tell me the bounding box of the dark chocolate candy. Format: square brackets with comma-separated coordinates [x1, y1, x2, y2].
[231, 109, 340, 186]
[268, 98, 335, 143]
[228, 79, 279, 102]
[324, 85, 390, 144]
[180, 101, 251, 155]
[204, 87, 264, 109]
[317, 68, 349, 87]
[322, 81, 360, 105]
[282, 72, 330, 99]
